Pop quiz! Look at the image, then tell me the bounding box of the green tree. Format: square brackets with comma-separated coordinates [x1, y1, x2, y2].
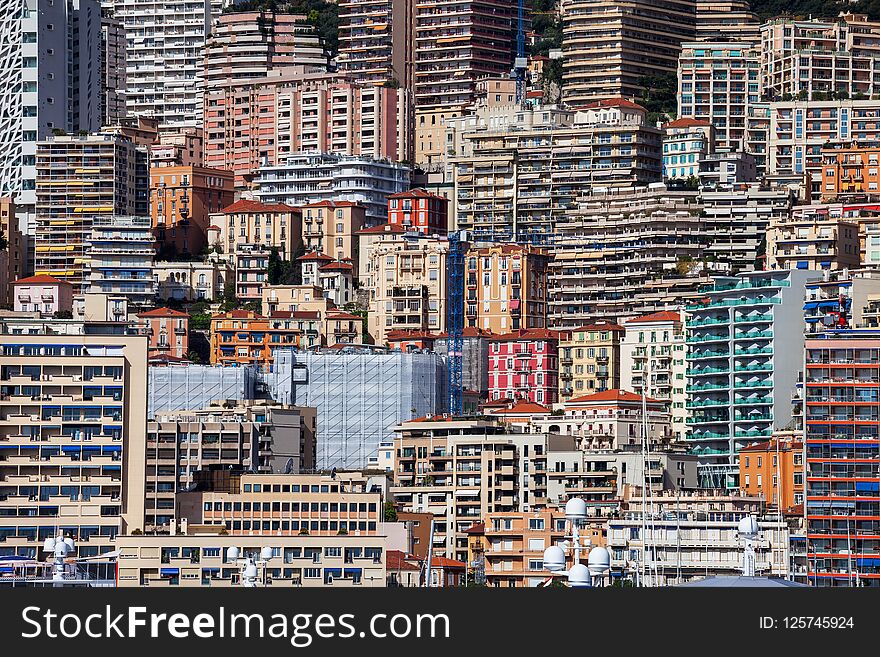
[383, 502, 398, 522]
[637, 72, 678, 124]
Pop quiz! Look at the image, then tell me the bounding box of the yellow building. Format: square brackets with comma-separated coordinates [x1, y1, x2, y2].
[208, 199, 302, 261]
[559, 320, 625, 402]
[301, 200, 365, 278]
[466, 244, 549, 334]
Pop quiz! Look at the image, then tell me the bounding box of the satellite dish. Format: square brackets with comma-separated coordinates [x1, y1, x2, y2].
[260, 546, 274, 561]
[226, 546, 240, 561]
[587, 547, 611, 575]
[565, 497, 587, 521]
[243, 563, 258, 579]
[543, 545, 566, 572]
[567, 563, 591, 588]
[43, 537, 56, 553]
[284, 457, 294, 475]
[738, 515, 759, 538]
[63, 537, 75, 551]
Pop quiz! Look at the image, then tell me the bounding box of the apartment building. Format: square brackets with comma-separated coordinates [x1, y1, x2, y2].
[465, 244, 549, 333]
[115, 532, 386, 587]
[149, 128, 204, 168]
[767, 100, 880, 200]
[413, 0, 517, 167]
[621, 311, 688, 441]
[0, 333, 147, 558]
[299, 254, 355, 307]
[607, 491, 791, 585]
[739, 434, 804, 512]
[154, 258, 231, 302]
[388, 418, 548, 561]
[387, 189, 449, 235]
[357, 223, 407, 282]
[0, 0, 101, 220]
[145, 411, 317, 533]
[804, 330, 880, 586]
[301, 201, 365, 273]
[209, 199, 303, 261]
[548, 186, 711, 325]
[453, 104, 662, 238]
[803, 269, 880, 336]
[204, 71, 409, 183]
[34, 133, 144, 292]
[150, 165, 235, 258]
[203, 10, 327, 92]
[12, 275, 73, 317]
[115, 0, 224, 126]
[662, 119, 715, 180]
[684, 270, 816, 489]
[0, 198, 25, 299]
[698, 151, 758, 188]
[820, 140, 880, 200]
[560, 0, 697, 106]
[210, 309, 321, 369]
[100, 8, 127, 127]
[137, 308, 189, 361]
[488, 329, 559, 405]
[765, 204, 861, 271]
[677, 41, 761, 154]
[367, 232, 448, 344]
[338, 0, 415, 88]
[692, 0, 761, 42]
[84, 215, 156, 309]
[255, 153, 410, 226]
[557, 322, 624, 401]
[762, 15, 880, 101]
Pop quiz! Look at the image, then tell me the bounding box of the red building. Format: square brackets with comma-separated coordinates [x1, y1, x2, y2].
[488, 329, 560, 406]
[137, 307, 189, 360]
[387, 189, 448, 235]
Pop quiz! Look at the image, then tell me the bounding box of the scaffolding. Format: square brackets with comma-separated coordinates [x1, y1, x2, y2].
[266, 350, 446, 470]
[148, 364, 258, 418]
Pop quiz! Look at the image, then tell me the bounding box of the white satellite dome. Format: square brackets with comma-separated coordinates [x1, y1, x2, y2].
[63, 537, 75, 551]
[738, 515, 759, 536]
[543, 545, 566, 572]
[43, 537, 56, 553]
[243, 563, 258, 580]
[565, 497, 587, 521]
[259, 546, 274, 561]
[587, 547, 610, 575]
[567, 563, 591, 588]
[226, 546, 240, 561]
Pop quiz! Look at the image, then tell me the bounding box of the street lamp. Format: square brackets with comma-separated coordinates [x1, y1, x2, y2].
[43, 535, 76, 583]
[542, 498, 611, 587]
[226, 546, 276, 587]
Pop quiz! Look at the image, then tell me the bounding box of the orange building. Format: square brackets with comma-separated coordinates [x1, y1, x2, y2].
[151, 165, 235, 257]
[466, 244, 549, 333]
[820, 141, 880, 200]
[739, 433, 804, 512]
[210, 309, 321, 369]
[137, 307, 189, 360]
[387, 189, 449, 235]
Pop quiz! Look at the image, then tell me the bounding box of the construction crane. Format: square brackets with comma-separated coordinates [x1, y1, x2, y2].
[511, 0, 528, 105]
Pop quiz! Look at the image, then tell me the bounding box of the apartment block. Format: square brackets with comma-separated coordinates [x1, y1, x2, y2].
[550, 192, 710, 326]
[12, 275, 73, 317]
[558, 322, 624, 402]
[301, 201, 365, 272]
[387, 189, 448, 235]
[338, 0, 415, 87]
[766, 204, 861, 271]
[150, 165, 235, 258]
[762, 15, 880, 101]
[739, 434, 804, 512]
[662, 118, 715, 180]
[677, 41, 761, 153]
[820, 140, 880, 200]
[621, 311, 688, 440]
[413, 0, 517, 167]
[389, 418, 547, 561]
[137, 308, 189, 361]
[154, 258, 231, 302]
[0, 198, 26, 299]
[685, 270, 816, 489]
[804, 330, 880, 586]
[145, 407, 317, 533]
[299, 253, 355, 307]
[488, 329, 559, 405]
[34, 133, 144, 293]
[255, 153, 410, 226]
[210, 309, 322, 369]
[803, 269, 880, 336]
[100, 8, 127, 127]
[453, 104, 662, 239]
[149, 128, 204, 169]
[366, 232, 448, 344]
[203, 10, 327, 92]
[115, 532, 385, 587]
[204, 72, 409, 183]
[465, 244, 549, 333]
[0, 333, 147, 558]
[209, 199, 302, 262]
[84, 215, 156, 309]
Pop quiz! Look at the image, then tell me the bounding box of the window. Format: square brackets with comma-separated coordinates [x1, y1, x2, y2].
[528, 518, 544, 531]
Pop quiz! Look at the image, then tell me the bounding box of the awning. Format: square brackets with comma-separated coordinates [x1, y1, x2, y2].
[160, 568, 179, 576]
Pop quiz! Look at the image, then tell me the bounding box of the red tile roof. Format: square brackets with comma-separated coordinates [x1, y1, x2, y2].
[138, 307, 189, 318]
[491, 328, 562, 342]
[664, 118, 713, 129]
[566, 321, 625, 332]
[13, 274, 71, 286]
[327, 311, 362, 320]
[385, 329, 437, 341]
[270, 310, 320, 320]
[212, 309, 264, 320]
[221, 199, 298, 214]
[580, 98, 646, 111]
[567, 389, 662, 405]
[434, 326, 496, 339]
[388, 188, 447, 200]
[319, 261, 354, 272]
[625, 311, 682, 324]
[357, 223, 408, 235]
[492, 400, 552, 415]
[298, 250, 335, 262]
[463, 522, 485, 535]
[429, 557, 466, 569]
[386, 550, 420, 571]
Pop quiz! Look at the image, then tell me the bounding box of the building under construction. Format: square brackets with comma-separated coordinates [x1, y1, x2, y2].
[265, 348, 446, 470]
[147, 363, 258, 418]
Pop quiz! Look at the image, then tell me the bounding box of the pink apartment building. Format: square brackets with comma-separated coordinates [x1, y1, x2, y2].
[137, 307, 190, 360]
[12, 275, 73, 316]
[488, 329, 560, 406]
